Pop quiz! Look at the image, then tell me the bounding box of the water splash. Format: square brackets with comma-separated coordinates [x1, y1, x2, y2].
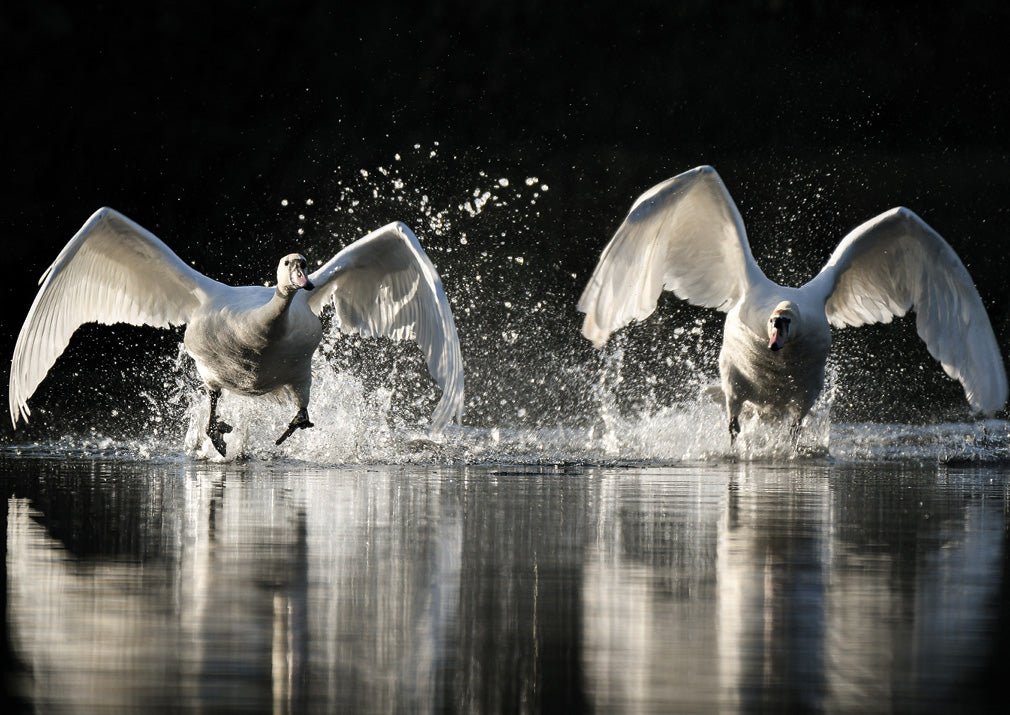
[11, 339, 1006, 467]
[6, 148, 1007, 467]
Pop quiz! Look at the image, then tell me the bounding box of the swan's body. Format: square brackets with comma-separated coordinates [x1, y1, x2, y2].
[10, 208, 464, 455]
[718, 295, 831, 432]
[578, 166, 1006, 442]
[183, 286, 322, 398]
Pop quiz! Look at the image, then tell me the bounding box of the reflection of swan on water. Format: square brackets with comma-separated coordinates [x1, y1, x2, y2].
[9, 208, 464, 455]
[579, 166, 1007, 444]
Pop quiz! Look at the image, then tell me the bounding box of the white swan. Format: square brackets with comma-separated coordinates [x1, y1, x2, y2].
[578, 165, 1007, 443]
[9, 208, 464, 455]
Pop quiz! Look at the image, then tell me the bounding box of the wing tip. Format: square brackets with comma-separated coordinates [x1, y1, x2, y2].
[963, 362, 1008, 416]
[580, 314, 611, 349]
[978, 383, 1008, 417]
[973, 400, 1006, 418]
[8, 398, 28, 430]
[428, 385, 465, 434]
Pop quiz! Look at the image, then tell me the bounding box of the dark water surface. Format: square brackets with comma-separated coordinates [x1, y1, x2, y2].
[1, 454, 1007, 712]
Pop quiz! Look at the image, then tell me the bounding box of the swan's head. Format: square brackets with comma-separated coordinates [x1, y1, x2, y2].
[767, 301, 796, 352]
[277, 254, 314, 295]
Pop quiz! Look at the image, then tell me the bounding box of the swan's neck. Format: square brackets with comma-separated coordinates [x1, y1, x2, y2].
[258, 288, 298, 327]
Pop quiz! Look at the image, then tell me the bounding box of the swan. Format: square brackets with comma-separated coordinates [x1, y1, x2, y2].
[578, 165, 1007, 443]
[9, 207, 464, 455]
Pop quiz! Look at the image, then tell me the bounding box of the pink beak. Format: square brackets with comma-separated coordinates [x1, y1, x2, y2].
[769, 327, 785, 351]
[292, 268, 314, 290]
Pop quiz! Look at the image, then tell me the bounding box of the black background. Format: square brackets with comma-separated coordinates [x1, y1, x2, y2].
[3, 1, 1010, 438]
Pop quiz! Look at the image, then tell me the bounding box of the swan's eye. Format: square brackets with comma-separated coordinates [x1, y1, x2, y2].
[283, 259, 289, 266]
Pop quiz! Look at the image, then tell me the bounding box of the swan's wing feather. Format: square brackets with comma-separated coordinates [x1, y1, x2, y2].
[577, 165, 770, 347]
[9, 207, 219, 426]
[809, 207, 1007, 414]
[307, 222, 464, 430]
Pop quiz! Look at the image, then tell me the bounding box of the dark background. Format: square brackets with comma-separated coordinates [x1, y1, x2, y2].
[2, 0, 1010, 440]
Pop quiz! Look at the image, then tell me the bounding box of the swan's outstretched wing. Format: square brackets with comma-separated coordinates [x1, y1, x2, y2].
[578, 165, 771, 347]
[307, 222, 464, 430]
[10, 207, 221, 426]
[805, 207, 1007, 414]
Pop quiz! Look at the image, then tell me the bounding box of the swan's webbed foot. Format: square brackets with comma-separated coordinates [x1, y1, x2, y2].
[207, 421, 233, 456]
[275, 409, 314, 446]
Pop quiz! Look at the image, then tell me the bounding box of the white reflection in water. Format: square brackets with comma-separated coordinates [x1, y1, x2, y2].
[581, 466, 1006, 712]
[6, 465, 465, 712]
[582, 470, 729, 711]
[2, 461, 1007, 711]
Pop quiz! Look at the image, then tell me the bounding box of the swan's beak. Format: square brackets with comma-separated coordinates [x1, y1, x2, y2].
[768, 316, 789, 351]
[292, 268, 314, 291]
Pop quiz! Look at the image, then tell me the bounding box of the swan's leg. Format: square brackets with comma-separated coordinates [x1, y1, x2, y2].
[788, 400, 813, 451]
[729, 416, 741, 445]
[726, 392, 743, 446]
[206, 389, 233, 456]
[720, 362, 745, 447]
[275, 407, 314, 446]
[788, 419, 802, 449]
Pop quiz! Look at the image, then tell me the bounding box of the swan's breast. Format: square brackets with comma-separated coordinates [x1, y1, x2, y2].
[719, 309, 831, 410]
[183, 288, 322, 394]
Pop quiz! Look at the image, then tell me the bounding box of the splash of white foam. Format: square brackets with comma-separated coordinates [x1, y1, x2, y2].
[8, 149, 1008, 468]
